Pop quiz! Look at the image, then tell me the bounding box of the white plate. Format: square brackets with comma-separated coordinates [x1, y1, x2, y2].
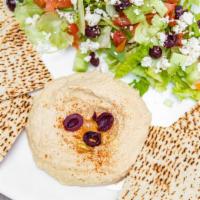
[0, 48, 195, 200]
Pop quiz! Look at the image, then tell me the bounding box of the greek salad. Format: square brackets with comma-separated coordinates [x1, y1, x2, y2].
[10, 0, 200, 100]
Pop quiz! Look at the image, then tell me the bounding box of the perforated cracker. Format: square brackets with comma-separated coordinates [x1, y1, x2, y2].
[0, 22, 52, 101]
[120, 103, 200, 200]
[0, 95, 32, 162]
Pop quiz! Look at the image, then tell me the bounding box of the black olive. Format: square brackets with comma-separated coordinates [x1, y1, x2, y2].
[164, 34, 177, 48]
[149, 46, 163, 59]
[83, 131, 101, 147]
[6, 0, 16, 11]
[114, 0, 131, 12]
[89, 52, 99, 67]
[63, 113, 83, 132]
[96, 112, 114, 132]
[85, 25, 101, 38]
[175, 5, 184, 19]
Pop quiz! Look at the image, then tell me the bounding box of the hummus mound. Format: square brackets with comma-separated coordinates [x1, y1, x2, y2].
[27, 72, 151, 186]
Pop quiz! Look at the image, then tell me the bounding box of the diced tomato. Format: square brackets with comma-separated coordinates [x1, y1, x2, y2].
[34, 0, 45, 8]
[68, 23, 79, 48]
[68, 23, 79, 35]
[72, 34, 79, 48]
[164, 3, 176, 19]
[112, 30, 127, 47]
[165, 0, 179, 3]
[34, 0, 72, 11]
[116, 39, 126, 52]
[113, 14, 131, 27]
[146, 13, 155, 25]
[175, 33, 183, 46]
[45, 0, 57, 11]
[195, 82, 200, 90]
[168, 20, 177, 27]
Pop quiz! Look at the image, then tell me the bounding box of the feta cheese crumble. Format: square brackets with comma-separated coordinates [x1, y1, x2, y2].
[181, 12, 194, 25]
[80, 39, 100, 53]
[85, 7, 107, 26]
[25, 14, 40, 25]
[173, 20, 187, 34]
[57, 10, 74, 24]
[84, 55, 91, 62]
[179, 37, 200, 68]
[141, 56, 153, 67]
[155, 57, 170, 73]
[161, 16, 170, 24]
[141, 56, 171, 73]
[94, 8, 108, 18]
[130, 0, 144, 6]
[134, 9, 140, 15]
[173, 12, 194, 34]
[109, 0, 121, 5]
[157, 32, 167, 46]
[85, 7, 101, 26]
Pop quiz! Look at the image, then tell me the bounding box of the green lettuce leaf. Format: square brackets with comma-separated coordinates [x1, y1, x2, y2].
[115, 45, 149, 78]
[172, 75, 200, 100]
[185, 63, 200, 85]
[36, 12, 73, 49]
[130, 77, 150, 96]
[14, 0, 43, 26]
[78, 0, 85, 35]
[73, 51, 89, 72]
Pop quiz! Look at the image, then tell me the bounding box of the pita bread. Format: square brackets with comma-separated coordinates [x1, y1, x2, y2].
[0, 0, 52, 99]
[0, 21, 52, 101]
[0, 17, 17, 40]
[120, 103, 200, 200]
[0, 94, 32, 162]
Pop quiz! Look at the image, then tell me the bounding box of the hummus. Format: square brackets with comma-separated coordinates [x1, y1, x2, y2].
[27, 72, 151, 186]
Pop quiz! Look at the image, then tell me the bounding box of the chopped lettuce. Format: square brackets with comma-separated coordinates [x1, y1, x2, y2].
[133, 16, 168, 44]
[105, 45, 125, 72]
[15, 3, 73, 49]
[183, 0, 200, 8]
[115, 45, 149, 78]
[134, 23, 151, 44]
[106, 4, 117, 17]
[130, 77, 150, 96]
[36, 13, 67, 32]
[190, 14, 200, 37]
[151, 15, 168, 30]
[78, 0, 85, 35]
[124, 6, 145, 24]
[100, 18, 119, 30]
[73, 51, 89, 72]
[150, 0, 167, 17]
[140, 2, 154, 14]
[15, 0, 44, 26]
[97, 27, 112, 48]
[170, 53, 188, 67]
[36, 13, 73, 49]
[146, 68, 169, 91]
[185, 63, 200, 85]
[172, 76, 200, 100]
